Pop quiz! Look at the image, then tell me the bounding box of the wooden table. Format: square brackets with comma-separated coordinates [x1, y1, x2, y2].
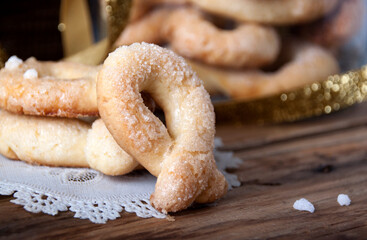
[1, 102, 367, 239]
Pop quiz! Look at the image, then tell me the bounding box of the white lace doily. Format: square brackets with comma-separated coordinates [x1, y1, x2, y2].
[0, 138, 241, 224]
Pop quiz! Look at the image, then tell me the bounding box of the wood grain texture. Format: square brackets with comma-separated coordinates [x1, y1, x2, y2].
[1, 103, 367, 239]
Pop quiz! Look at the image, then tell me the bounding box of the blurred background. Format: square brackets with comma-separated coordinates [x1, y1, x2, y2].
[0, 0, 366, 66]
[1, 0, 367, 124]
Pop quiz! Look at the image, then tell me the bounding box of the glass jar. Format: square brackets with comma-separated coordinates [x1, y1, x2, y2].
[111, 0, 367, 123]
[1, 0, 366, 124]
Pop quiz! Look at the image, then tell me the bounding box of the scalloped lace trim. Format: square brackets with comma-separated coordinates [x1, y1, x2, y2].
[0, 138, 241, 224]
[0, 181, 166, 223]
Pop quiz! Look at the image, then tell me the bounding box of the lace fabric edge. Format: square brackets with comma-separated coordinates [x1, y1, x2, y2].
[0, 181, 166, 224]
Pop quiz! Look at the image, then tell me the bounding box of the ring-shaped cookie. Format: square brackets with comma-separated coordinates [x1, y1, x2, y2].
[0, 56, 156, 118]
[114, 8, 171, 47]
[189, 41, 340, 100]
[97, 43, 227, 212]
[0, 57, 100, 117]
[163, 7, 280, 68]
[115, 7, 280, 68]
[0, 110, 138, 176]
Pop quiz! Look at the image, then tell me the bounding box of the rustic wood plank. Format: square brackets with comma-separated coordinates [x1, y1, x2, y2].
[217, 103, 367, 151]
[1, 103, 367, 239]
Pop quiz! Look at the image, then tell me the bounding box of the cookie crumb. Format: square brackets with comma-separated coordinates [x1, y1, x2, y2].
[165, 215, 175, 222]
[337, 194, 351, 206]
[293, 198, 315, 213]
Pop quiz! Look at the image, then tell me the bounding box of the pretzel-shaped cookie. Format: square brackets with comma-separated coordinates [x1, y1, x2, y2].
[189, 41, 340, 100]
[115, 7, 280, 68]
[97, 43, 227, 212]
[164, 7, 280, 68]
[299, 0, 365, 50]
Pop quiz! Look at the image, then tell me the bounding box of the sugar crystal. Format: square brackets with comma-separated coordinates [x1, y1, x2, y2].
[5, 56, 23, 70]
[23, 68, 38, 79]
[337, 194, 351, 206]
[293, 198, 315, 213]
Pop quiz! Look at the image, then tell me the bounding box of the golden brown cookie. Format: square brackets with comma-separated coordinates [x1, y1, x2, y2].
[0, 56, 100, 118]
[97, 43, 227, 213]
[0, 56, 156, 118]
[189, 41, 340, 100]
[116, 7, 280, 68]
[163, 7, 280, 68]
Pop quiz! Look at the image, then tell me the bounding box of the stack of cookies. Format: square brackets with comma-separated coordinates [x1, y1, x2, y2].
[0, 55, 141, 176]
[0, 43, 228, 213]
[114, 0, 363, 100]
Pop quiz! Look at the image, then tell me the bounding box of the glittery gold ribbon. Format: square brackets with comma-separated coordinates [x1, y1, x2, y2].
[214, 65, 367, 125]
[104, 0, 133, 46]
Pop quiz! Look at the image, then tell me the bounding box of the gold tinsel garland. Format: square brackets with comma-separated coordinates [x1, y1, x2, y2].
[104, 0, 132, 46]
[214, 66, 367, 124]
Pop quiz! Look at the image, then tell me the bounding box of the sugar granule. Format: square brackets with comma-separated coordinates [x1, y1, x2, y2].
[5, 56, 23, 70]
[293, 198, 315, 213]
[337, 194, 351, 206]
[23, 68, 38, 79]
